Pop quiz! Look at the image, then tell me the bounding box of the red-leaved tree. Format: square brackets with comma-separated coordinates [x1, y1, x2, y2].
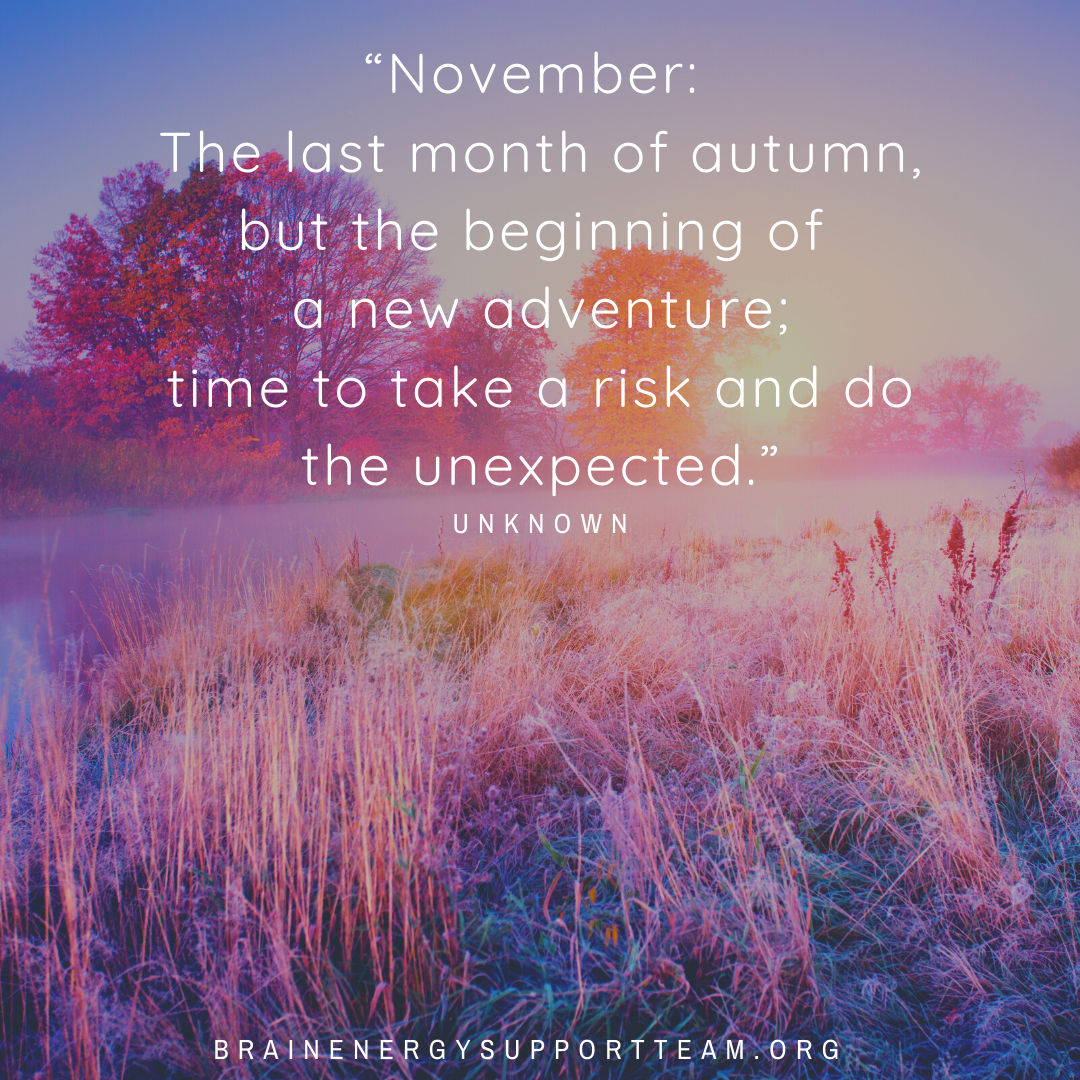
[25, 164, 191, 435]
[22, 158, 438, 457]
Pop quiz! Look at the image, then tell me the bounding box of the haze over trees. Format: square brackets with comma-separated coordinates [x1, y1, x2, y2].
[13, 157, 565, 466]
[8, 158, 1045, 484]
[787, 355, 1039, 454]
[919, 355, 1039, 451]
[787, 365, 926, 454]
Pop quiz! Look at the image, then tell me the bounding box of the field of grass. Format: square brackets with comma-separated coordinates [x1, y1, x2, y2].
[2, 495, 1079, 1078]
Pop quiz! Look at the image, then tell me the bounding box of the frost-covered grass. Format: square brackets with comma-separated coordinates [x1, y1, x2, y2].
[2, 496, 1079, 1077]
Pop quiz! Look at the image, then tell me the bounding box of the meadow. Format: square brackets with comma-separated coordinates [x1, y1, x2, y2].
[1, 493, 1078, 1078]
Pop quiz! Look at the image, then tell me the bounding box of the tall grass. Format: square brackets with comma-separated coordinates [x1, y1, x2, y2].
[2, 498, 1079, 1077]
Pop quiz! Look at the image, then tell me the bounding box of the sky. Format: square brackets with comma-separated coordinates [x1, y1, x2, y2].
[2, 0, 1078, 426]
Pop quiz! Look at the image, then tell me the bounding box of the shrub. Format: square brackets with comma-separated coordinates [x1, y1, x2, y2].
[1043, 432, 1080, 490]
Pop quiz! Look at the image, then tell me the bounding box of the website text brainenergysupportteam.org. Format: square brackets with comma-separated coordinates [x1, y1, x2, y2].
[213, 1035, 841, 1066]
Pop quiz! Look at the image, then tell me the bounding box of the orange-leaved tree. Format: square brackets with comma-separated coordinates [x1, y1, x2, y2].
[562, 246, 751, 455]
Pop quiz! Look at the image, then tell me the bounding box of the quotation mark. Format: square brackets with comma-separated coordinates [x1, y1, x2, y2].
[365, 53, 382, 64]
[761, 445, 777, 457]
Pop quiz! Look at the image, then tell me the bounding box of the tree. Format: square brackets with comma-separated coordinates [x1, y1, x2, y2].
[25, 163, 191, 435]
[417, 296, 554, 452]
[1043, 432, 1080, 490]
[347, 296, 556, 456]
[196, 157, 436, 457]
[786, 366, 926, 454]
[23, 158, 437, 455]
[919, 355, 1038, 450]
[0, 362, 53, 419]
[562, 246, 751, 455]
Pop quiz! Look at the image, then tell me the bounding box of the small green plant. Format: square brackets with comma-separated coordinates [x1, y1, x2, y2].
[344, 563, 398, 620]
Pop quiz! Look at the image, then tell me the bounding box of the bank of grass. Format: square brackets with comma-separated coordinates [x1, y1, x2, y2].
[2, 498, 1080, 1078]
[0, 421, 300, 515]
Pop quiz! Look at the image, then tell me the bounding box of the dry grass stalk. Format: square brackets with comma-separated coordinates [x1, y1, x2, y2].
[1, 501, 1078, 1076]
